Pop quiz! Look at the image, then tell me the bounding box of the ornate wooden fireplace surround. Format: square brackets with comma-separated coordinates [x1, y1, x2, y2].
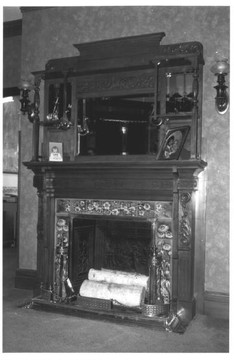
[24, 33, 206, 331]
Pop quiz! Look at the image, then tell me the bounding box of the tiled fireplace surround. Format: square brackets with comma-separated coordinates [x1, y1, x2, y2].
[25, 157, 206, 327]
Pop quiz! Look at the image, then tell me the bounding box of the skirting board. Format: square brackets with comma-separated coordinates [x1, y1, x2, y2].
[204, 291, 229, 320]
[15, 268, 39, 290]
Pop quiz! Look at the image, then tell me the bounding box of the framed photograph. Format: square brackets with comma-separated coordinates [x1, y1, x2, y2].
[156, 126, 190, 160]
[49, 142, 63, 162]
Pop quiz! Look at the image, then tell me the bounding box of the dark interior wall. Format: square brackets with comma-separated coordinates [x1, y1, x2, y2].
[18, 6, 229, 294]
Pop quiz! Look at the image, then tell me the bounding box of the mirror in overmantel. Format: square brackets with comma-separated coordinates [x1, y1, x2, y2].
[76, 72, 194, 157]
[77, 94, 158, 156]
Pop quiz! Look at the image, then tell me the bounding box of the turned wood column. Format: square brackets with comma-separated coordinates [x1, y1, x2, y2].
[191, 62, 199, 160]
[46, 171, 56, 289]
[33, 170, 55, 289]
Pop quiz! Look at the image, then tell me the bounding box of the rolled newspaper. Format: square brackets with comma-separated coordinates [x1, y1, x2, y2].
[80, 279, 145, 307]
[88, 268, 149, 289]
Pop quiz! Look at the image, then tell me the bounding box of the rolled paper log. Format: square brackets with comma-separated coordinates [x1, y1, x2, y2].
[79, 280, 145, 307]
[88, 268, 149, 289]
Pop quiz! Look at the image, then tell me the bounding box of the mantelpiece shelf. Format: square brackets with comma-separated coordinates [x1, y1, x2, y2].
[25, 158, 207, 170]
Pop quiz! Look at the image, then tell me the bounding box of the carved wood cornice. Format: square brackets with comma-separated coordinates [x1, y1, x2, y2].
[73, 32, 165, 59]
[24, 159, 206, 203]
[24, 158, 207, 174]
[45, 37, 204, 80]
[44, 32, 165, 77]
[152, 42, 204, 66]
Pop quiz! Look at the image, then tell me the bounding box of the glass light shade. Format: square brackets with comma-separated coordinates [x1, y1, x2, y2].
[211, 56, 229, 115]
[20, 79, 32, 90]
[210, 59, 229, 75]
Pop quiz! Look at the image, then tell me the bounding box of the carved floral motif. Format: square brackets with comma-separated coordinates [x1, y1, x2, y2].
[156, 222, 173, 304]
[179, 192, 192, 247]
[159, 42, 203, 57]
[77, 72, 154, 94]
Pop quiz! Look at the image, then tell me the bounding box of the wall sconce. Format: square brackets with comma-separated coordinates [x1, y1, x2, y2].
[19, 80, 35, 122]
[210, 57, 229, 115]
[19, 76, 43, 161]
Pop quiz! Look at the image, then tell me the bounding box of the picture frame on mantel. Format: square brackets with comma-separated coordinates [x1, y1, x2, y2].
[49, 142, 63, 162]
[156, 126, 190, 160]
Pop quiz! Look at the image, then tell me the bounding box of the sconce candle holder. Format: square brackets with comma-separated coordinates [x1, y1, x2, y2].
[19, 75, 43, 161]
[210, 57, 229, 115]
[19, 80, 32, 116]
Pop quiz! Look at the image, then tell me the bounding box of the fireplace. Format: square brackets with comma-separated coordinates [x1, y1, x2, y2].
[23, 33, 206, 332]
[54, 198, 172, 304]
[24, 158, 206, 331]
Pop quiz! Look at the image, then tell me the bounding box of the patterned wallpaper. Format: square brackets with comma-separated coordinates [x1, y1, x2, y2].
[19, 6, 229, 293]
[3, 35, 21, 88]
[3, 99, 20, 173]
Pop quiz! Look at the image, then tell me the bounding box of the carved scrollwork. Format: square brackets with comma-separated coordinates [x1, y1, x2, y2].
[159, 42, 203, 57]
[54, 217, 69, 299]
[179, 192, 192, 247]
[180, 216, 192, 247]
[180, 192, 191, 206]
[77, 72, 154, 94]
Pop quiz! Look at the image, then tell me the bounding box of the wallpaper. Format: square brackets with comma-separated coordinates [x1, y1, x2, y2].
[3, 99, 20, 173]
[3, 35, 21, 88]
[19, 6, 229, 293]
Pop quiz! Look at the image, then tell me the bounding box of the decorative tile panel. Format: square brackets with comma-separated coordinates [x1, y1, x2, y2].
[56, 198, 172, 220]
